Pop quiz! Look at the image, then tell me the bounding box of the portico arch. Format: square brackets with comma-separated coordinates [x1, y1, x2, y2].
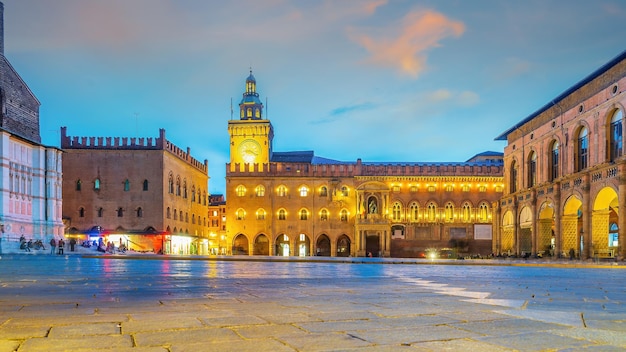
[592, 187, 619, 258]
[253, 234, 269, 255]
[232, 234, 249, 255]
[563, 195, 583, 258]
[316, 234, 331, 256]
[501, 210, 515, 255]
[538, 201, 555, 255]
[519, 206, 533, 254]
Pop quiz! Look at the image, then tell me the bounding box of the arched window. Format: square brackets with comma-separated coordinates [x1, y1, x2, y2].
[410, 202, 419, 222]
[278, 209, 286, 220]
[247, 108, 252, 117]
[319, 186, 328, 197]
[191, 186, 196, 202]
[143, 179, 149, 191]
[185, 212, 189, 222]
[461, 202, 471, 222]
[392, 202, 402, 221]
[445, 202, 454, 222]
[124, 179, 130, 191]
[176, 178, 181, 196]
[236, 209, 245, 220]
[427, 203, 437, 222]
[299, 209, 309, 220]
[97, 208, 103, 218]
[192, 214, 195, 224]
[173, 209, 178, 220]
[341, 186, 349, 197]
[577, 126, 589, 171]
[299, 186, 309, 197]
[180, 210, 183, 221]
[79, 207, 85, 217]
[255, 185, 265, 197]
[255, 108, 260, 118]
[610, 109, 623, 161]
[550, 140, 559, 181]
[76, 180, 82, 191]
[117, 207, 123, 217]
[256, 209, 266, 220]
[168, 175, 174, 194]
[510, 160, 517, 193]
[94, 178, 101, 190]
[236, 185, 246, 197]
[479, 202, 490, 222]
[340, 209, 348, 222]
[137, 207, 143, 217]
[166, 207, 171, 219]
[183, 180, 188, 198]
[320, 209, 328, 221]
[527, 151, 537, 188]
[277, 185, 287, 197]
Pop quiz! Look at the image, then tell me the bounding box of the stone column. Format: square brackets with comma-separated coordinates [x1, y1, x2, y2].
[554, 183, 562, 258]
[618, 163, 626, 261]
[582, 175, 591, 259]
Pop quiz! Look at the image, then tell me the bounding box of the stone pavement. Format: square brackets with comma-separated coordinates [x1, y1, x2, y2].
[0, 254, 625, 351]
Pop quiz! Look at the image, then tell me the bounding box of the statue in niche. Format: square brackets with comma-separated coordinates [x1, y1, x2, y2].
[368, 198, 378, 214]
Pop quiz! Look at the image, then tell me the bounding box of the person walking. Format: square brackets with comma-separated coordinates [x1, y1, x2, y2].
[58, 239, 65, 255]
[69, 238, 76, 252]
[49, 238, 56, 255]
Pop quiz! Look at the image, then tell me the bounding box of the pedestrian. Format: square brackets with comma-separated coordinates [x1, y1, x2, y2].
[69, 238, 76, 252]
[569, 248, 575, 260]
[58, 239, 64, 255]
[49, 238, 56, 255]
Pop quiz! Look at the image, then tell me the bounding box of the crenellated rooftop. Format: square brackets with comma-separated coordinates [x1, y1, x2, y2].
[60, 126, 208, 173]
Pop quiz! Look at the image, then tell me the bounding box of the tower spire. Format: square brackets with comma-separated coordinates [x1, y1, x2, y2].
[239, 70, 263, 120]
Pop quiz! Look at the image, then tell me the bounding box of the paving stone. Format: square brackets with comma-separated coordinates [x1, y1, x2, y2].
[49, 322, 121, 337]
[133, 327, 241, 347]
[233, 323, 310, 339]
[170, 337, 297, 352]
[0, 339, 20, 352]
[412, 338, 517, 351]
[349, 325, 480, 345]
[477, 331, 592, 351]
[277, 332, 373, 351]
[18, 335, 133, 351]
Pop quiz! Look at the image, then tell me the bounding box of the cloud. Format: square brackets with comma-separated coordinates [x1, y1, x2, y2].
[349, 9, 465, 77]
[330, 102, 377, 116]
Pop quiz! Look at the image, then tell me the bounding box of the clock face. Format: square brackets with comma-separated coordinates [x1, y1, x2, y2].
[238, 139, 261, 163]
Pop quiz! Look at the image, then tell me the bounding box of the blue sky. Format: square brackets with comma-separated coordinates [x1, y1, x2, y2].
[3, 0, 626, 195]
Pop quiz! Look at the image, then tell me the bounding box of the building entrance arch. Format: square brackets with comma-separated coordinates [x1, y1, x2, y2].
[276, 234, 290, 256]
[316, 234, 330, 256]
[518, 206, 533, 255]
[337, 235, 351, 257]
[366, 231, 380, 257]
[233, 234, 249, 255]
[296, 233, 310, 256]
[254, 234, 269, 255]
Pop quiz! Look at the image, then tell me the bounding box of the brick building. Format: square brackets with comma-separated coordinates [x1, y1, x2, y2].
[226, 72, 504, 257]
[0, 1, 63, 247]
[495, 50, 626, 261]
[61, 127, 211, 254]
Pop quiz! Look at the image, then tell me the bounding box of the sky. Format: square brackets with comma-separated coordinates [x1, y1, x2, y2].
[3, 0, 626, 195]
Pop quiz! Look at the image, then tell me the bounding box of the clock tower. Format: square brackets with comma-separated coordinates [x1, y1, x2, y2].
[228, 71, 273, 170]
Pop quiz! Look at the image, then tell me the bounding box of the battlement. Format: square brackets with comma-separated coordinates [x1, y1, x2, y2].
[61, 126, 208, 174]
[226, 160, 502, 178]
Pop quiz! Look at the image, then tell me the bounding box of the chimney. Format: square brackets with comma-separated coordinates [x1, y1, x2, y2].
[0, 2, 4, 55]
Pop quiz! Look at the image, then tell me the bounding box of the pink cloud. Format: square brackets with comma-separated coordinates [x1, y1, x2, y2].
[350, 9, 465, 77]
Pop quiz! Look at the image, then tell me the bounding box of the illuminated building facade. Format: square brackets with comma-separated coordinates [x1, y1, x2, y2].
[226, 72, 504, 257]
[61, 127, 211, 254]
[0, 2, 63, 245]
[495, 50, 626, 260]
[207, 194, 227, 255]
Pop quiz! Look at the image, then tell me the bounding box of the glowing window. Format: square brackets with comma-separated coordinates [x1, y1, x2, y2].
[277, 185, 287, 197]
[410, 185, 418, 193]
[392, 185, 400, 192]
[256, 209, 266, 220]
[236, 185, 247, 197]
[577, 126, 588, 171]
[461, 202, 471, 222]
[236, 209, 245, 220]
[299, 186, 309, 197]
[319, 186, 328, 197]
[341, 186, 349, 197]
[479, 202, 489, 222]
[320, 209, 328, 221]
[278, 209, 286, 220]
[610, 110, 623, 161]
[255, 185, 265, 197]
[445, 184, 453, 192]
[340, 209, 348, 222]
[445, 202, 454, 222]
[300, 209, 309, 220]
[410, 202, 419, 222]
[427, 203, 437, 222]
[94, 178, 101, 190]
[392, 202, 402, 221]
